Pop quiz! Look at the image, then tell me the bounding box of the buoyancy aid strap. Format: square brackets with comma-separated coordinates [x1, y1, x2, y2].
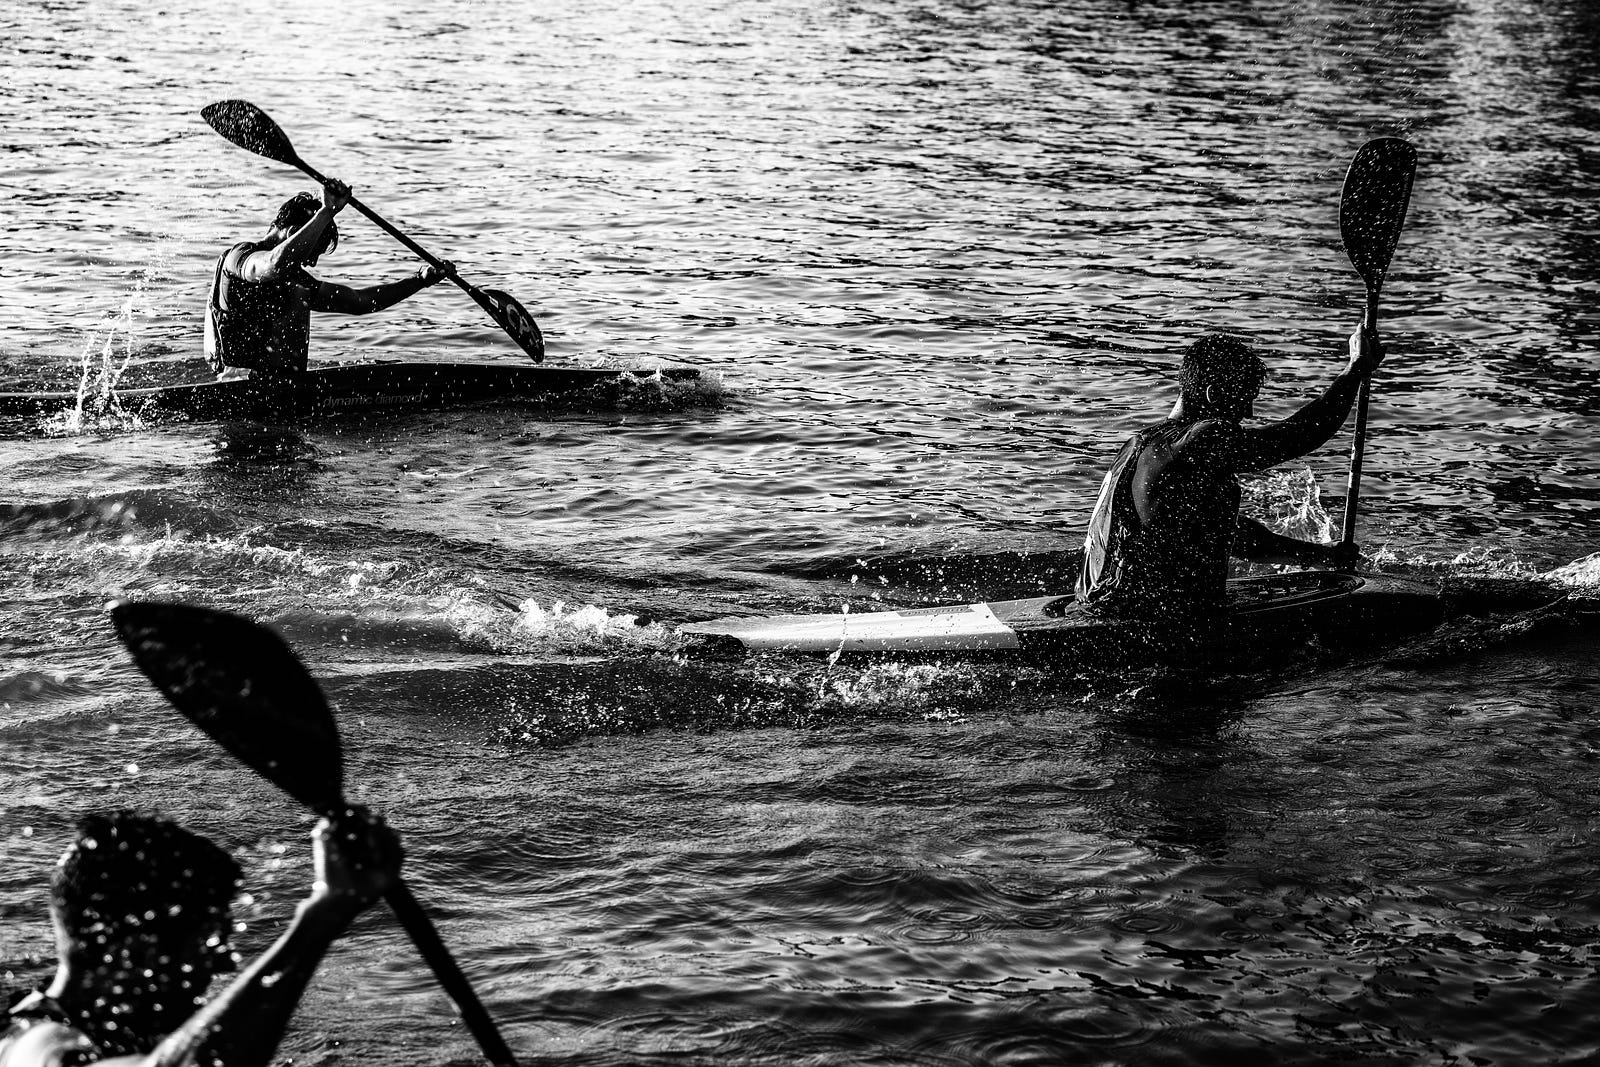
[1076, 427, 1154, 602]
[204, 243, 253, 374]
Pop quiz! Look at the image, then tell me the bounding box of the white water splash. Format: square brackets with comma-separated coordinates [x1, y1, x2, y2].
[1369, 543, 1546, 578]
[43, 295, 146, 436]
[617, 360, 729, 409]
[16, 526, 689, 657]
[1543, 552, 1600, 590]
[811, 659, 988, 718]
[508, 598, 675, 654]
[1243, 467, 1336, 543]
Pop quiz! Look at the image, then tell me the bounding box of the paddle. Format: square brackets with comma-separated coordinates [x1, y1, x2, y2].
[109, 600, 519, 1067]
[200, 99, 544, 364]
[1337, 136, 1417, 553]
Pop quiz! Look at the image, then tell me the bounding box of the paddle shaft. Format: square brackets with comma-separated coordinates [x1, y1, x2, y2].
[109, 597, 517, 1065]
[383, 880, 518, 1067]
[1334, 136, 1416, 555]
[289, 155, 499, 314]
[312, 791, 518, 1066]
[1340, 295, 1378, 546]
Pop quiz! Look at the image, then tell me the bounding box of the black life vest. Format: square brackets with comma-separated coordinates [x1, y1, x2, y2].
[1076, 419, 1240, 617]
[204, 242, 316, 376]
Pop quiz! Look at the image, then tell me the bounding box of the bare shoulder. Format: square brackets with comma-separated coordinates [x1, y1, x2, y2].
[232, 244, 276, 282]
[1172, 418, 1239, 455]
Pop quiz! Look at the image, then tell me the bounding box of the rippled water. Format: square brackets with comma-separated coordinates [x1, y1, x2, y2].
[4, 0, 1600, 1064]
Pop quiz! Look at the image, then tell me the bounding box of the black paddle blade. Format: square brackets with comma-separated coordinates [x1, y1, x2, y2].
[479, 288, 545, 363]
[110, 601, 344, 813]
[1339, 137, 1417, 294]
[201, 100, 303, 169]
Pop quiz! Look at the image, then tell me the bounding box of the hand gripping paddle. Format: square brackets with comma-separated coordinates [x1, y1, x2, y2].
[1337, 136, 1417, 550]
[110, 601, 518, 1067]
[201, 99, 544, 364]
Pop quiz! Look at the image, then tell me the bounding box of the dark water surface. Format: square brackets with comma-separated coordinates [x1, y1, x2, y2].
[4, 0, 1600, 1064]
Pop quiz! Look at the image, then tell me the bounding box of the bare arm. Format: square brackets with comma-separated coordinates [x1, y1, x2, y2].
[311, 261, 453, 315]
[1233, 516, 1355, 569]
[238, 181, 351, 284]
[137, 810, 401, 1067]
[1233, 328, 1385, 473]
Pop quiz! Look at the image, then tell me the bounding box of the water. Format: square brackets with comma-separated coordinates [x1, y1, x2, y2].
[4, 0, 1600, 1063]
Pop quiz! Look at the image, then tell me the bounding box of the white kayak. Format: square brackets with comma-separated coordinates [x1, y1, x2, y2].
[680, 571, 1445, 663]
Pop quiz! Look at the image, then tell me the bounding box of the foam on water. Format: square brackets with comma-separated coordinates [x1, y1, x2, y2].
[505, 598, 677, 655]
[1542, 552, 1600, 589]
[46, 307, 144, 436]
[7, 0, 1600, 1063]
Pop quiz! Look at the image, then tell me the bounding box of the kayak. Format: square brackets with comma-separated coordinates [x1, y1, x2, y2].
[0, 360, 700, 420]
[679, 571, 1445, 665]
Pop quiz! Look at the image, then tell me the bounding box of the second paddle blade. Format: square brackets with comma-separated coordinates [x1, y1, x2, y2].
[479, 288, 545, 363]
[1339, 137, 1417, 292]
[201, 100, 303, 168]
[110, 601, 344, 813]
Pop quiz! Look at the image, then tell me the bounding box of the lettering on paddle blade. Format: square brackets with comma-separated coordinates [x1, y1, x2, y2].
[482, 288, 545, 363]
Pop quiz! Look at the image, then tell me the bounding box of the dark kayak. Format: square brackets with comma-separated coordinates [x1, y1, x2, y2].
[680, 570, 1446, 665]
[0, 361, 700, 420]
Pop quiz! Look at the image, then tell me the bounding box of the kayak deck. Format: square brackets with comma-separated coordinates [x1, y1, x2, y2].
[0, 360, 701, 420]
[680, 571, 1445, 665]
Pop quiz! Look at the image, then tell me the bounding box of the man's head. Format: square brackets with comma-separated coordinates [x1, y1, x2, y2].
[271, 192, 339, 261]
[50, 811, 241, 1041]
[1178, 333, 1265, 420]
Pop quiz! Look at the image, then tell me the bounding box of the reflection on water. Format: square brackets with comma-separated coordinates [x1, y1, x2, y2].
[4, 0, 1600, 1064]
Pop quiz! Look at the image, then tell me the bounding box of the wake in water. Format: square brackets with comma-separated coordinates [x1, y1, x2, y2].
[6, 471, 1595, 750]
[613, 359, 729, 411]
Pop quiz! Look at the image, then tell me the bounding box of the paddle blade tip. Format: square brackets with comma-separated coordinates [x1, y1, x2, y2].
[109, 599, 346, 812]
[1356, 135, 1418, 167]
[1339, 137, 1418, 290]
[200, 100, 301, 167]
[482, 288, 545, 363]
[110, 598, 215, 647]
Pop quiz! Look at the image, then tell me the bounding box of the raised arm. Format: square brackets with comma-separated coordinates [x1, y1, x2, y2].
[136, 809, 402, 1067]
[1234, 328, 1384, 472]
[238, 180, 351, 283]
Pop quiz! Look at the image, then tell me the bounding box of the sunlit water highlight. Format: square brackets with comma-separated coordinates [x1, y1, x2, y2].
[5, 0, 1600, 1064]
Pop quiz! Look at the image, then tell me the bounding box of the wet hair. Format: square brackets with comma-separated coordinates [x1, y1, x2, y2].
[51, 811, 241, 946]
[1178, 332, 1265, 405]
[271, 192, 339, 257]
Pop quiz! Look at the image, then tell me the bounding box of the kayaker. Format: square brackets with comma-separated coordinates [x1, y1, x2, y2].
[1, 808, 402, 1067]
[1076, 328, 1385, 624]
[203, 178, 455, 381]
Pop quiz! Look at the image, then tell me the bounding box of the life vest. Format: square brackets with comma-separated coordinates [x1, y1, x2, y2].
[1077, 425, 1158, 607]
[203, 242, 315, 376]
[1076, 419, 1240, 617]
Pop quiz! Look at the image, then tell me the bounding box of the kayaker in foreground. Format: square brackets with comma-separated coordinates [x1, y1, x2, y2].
[1, 808, 402, 1067]
[1077, 328, 1384, 627]
[204, 178, 455, 381]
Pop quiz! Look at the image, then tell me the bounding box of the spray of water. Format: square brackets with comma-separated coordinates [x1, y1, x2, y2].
[44, 295, 147, 435]
[1245, 467, 1335, 543]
